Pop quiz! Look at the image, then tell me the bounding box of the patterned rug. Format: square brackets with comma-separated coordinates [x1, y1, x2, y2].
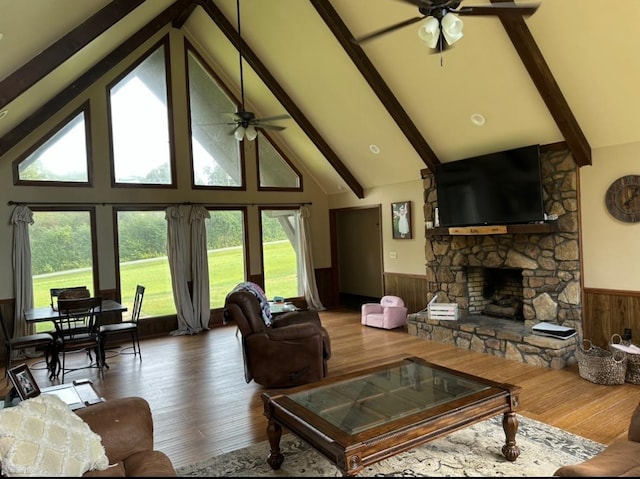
[177, 415, 605, 477]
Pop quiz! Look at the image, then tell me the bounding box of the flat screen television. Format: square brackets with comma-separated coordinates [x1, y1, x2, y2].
[435, 144, 544, 227]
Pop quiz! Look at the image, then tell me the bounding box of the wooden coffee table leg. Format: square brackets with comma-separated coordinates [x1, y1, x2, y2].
[266, 419, 284, 470]
[501, 412, 520, 461]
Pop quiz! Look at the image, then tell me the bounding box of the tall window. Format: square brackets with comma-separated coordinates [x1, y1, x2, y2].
[30, 209, 96, 332]
[13, 105, 91, 185]
[109, 38, 174, 185]
[206, 209, 247, 307]
[116, 210, 175, 319]
[187, 46, 243, 188]
[261, 208, 300, 299]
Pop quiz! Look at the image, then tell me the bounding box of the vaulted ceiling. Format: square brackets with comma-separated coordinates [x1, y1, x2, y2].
[2, 1, 639, 198]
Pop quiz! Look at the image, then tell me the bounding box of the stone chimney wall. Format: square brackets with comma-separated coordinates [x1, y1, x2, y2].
[422, 148, 581, 333]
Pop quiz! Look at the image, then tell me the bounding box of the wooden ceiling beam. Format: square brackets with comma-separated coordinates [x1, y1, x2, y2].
[310, 0, 440, 172]
[201, 1, 365, 198]
[0, 0, 146, 110]
[491, 0, 591, 166]
[0, 0, 195, 158]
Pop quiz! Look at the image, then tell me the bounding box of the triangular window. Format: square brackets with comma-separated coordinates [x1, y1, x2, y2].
[13, 104, 90, 185]
[257, 132, 301, 190]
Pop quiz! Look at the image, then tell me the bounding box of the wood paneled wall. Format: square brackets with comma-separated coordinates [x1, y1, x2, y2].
[383, 272, 428, 314]
[583, 288, 640, 348]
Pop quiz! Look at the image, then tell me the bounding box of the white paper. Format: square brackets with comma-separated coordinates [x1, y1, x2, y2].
[42, 388, 82, 406]
[532, 322, 573, 332]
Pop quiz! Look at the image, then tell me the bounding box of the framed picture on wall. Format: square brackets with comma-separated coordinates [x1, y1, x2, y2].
[391, 201, 412, 239]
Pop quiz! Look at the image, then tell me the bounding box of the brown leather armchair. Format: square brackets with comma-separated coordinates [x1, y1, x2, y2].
[224, 290, 331, 388]
[79, 397, 176, 477]
[554, 402, 640, 476]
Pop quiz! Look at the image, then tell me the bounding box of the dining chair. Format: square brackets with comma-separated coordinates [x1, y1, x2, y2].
[53, 296, 104, 382]
[50, 286, 89, 310]
[0, 310, 56, 383]
[98, 285, 145, 368]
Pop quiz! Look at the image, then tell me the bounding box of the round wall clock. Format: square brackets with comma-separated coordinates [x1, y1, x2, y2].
[605, 175, 640, 223]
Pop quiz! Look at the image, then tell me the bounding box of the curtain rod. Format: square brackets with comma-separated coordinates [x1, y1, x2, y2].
[7, 200, 312, 207]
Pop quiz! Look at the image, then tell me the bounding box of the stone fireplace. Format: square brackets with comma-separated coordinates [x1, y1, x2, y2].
[407, 147, 581, 369]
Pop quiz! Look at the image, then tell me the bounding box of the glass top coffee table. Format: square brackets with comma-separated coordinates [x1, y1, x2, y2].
[261, 356, 521, 476]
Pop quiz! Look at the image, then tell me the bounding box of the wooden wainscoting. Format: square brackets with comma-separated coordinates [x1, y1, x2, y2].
[583, 287, 640, 348]
[383, 272, 428, 314]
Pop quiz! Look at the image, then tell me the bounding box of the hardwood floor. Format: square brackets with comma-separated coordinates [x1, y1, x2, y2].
[2, 307, 638, 470]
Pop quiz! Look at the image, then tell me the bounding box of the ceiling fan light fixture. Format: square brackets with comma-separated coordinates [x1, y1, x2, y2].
[441, 13, 463, 45]
[245, 125, 258, 141]
[234, 125, 246, 141]
[417, 16, 440, 49]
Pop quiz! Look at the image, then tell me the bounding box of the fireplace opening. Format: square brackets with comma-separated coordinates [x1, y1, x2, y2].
[467, 267, 524, 320]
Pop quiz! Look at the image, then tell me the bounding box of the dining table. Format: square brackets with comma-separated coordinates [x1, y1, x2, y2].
[23, 299, 128, 381]
[24, 299, 128, 323]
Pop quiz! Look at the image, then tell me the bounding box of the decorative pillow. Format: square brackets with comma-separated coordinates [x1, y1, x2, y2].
[0, 394, 109, 477]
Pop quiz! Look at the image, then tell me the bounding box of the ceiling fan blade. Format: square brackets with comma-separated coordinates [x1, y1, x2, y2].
[392, 0, 425, 6]
[352, 15, 425, 44]
[256, 114, 291, 122]
[456, 2, 540, 17]
[194, 121, 238, 126]
[257, 124, 286, 131]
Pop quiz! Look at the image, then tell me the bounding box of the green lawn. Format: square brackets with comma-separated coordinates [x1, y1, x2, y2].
[33, 242, 297, 332]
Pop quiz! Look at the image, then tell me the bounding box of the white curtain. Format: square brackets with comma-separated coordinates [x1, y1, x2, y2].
[297, 206, 324, 310]
[166, 205, 199, 335]
[190, 206, 210, 331]
[11, 205, 35, 338]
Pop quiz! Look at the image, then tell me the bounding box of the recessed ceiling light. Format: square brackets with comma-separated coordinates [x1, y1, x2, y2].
[470, 113, 486, 126]
[0, 110, 8, 120]
[369, 144, 381, 154]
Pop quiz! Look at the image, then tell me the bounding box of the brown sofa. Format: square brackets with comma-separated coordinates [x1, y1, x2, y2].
[554, 402, 640, 476]
[78, 397, 176, 477]
[224, 290, 331, 388]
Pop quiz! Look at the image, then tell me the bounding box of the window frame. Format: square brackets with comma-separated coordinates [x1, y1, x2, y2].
[184, 41, 246, 191]
[258, 206, 303, 300]
[205, 206, 251, 308]
[29, 206, 100, 307]
[12, 102, 93, 187]
[112, 205, 176, 317]
[106, 35, 177, 189]
[256, 131, 303, 192]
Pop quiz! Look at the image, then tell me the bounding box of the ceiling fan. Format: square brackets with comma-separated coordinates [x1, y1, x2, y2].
[226, 0, 291, 141]
[353, 0, 540, 52]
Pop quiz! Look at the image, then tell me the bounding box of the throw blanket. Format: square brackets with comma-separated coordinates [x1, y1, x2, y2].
[226, 282, 273, 327]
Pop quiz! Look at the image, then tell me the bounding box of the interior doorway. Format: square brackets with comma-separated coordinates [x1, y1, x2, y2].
[330, 206, 384, 310]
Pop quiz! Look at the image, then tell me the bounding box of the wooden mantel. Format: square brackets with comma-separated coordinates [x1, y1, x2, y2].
[426, 222, 558, 237]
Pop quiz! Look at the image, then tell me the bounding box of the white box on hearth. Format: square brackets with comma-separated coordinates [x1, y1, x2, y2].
[427, 295, 459, 321]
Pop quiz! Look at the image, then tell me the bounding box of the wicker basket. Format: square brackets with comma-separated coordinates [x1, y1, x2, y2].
[609, 334, 640, 384]
[576, 339, 627, 385]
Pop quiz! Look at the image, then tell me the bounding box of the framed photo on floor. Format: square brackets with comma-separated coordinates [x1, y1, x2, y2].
[8, 363, 41, 400]
[391, 201, 412, 239]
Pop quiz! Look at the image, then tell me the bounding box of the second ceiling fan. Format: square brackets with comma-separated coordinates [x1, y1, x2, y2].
[226, 0, 291, 141]
[353, 0, 540, 52]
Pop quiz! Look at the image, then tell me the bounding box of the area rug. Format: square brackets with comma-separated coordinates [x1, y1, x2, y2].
[177, 415, 605, 477]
